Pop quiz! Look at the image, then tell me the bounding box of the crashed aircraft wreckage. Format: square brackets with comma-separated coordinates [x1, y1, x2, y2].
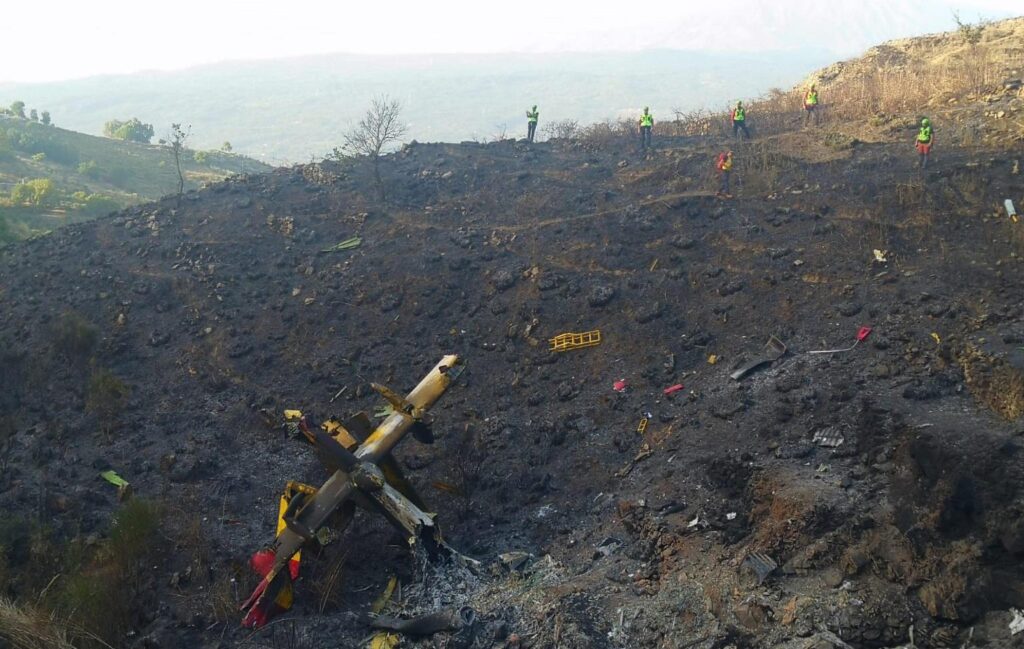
[240, 355, 464, 628]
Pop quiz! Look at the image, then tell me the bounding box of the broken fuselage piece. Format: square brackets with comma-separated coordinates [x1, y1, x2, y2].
[240, 355, 462, 628]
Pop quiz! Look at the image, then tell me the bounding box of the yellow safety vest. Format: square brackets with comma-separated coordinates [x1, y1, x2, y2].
[640, 113, 653, 127]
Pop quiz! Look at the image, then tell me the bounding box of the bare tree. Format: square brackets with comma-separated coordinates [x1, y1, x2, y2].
[335, 95, 408, 201]
[542, 119, 580, 140]
[168, 123, 191, 205]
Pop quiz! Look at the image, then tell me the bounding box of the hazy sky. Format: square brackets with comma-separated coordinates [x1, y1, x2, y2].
[2, 0, 1020, 83]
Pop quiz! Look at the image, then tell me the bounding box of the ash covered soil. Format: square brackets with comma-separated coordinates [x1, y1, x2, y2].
[2, 132, 1024, 649]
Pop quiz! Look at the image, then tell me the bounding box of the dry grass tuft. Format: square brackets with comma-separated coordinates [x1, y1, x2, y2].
[665, 17, 1024, 144]
[0, 598, 76, 649]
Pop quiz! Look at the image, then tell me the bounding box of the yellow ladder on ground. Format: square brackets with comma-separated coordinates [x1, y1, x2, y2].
[549, 330, 601, 352]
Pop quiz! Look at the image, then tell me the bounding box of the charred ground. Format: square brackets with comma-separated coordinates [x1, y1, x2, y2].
[1, 116, 1023, 649]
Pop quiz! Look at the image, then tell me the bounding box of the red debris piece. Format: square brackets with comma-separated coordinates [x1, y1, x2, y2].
[663, 384, 684, 395]
[856, 326, 872, 342]
[250, 549, 275, 577]
[613, 379, 628, 392]
[251, 548, 299, 580]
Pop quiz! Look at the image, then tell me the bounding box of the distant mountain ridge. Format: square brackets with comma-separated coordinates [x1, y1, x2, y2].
[0, 49, 833, 162]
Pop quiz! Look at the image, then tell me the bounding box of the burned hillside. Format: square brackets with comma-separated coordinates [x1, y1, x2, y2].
[2, 98, 1024, 647]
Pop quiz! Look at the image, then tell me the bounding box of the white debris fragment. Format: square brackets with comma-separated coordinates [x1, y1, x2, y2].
[813, 428, 845, 447]
[726, 512, 737, 521]
[1010, 608, 1024, 635]
[536, 504, 556, 519]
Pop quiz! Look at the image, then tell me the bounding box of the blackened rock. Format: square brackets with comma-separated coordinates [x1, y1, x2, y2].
[168, 454, 200, 482]
[635, 302, 665, 324]
[1000, 516, 1024, 554]
[226, 341, 253, 358]
[775, 373, 804, 393]
[556, 382, 576, 401]
[450, 230, 472, 248]
[719, 281, 744, 297]
[838, 302, 863, 317]
[379, 293, 402, 312]
[537, 274, 561, 291]
[776, 443, 815, 459]
[588, 285, 616, 307]
[711, 401, 745, 419]
[670, 235, 697, 250]
[902, 375, 956, 400]
[492, 270, 517, 291]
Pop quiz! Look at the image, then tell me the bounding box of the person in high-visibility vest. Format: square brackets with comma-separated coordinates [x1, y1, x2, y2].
[916, 117, 934, 168]
[803, 85, 820, 125]
[716, 150, 734, 198]
[732, 101, 750, 139]
[526, 105, 539, 143]
[639, 107, 654, 149]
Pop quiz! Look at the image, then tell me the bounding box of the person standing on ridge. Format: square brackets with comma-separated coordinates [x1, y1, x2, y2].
[639, 107, 654, 149]
[803, 85, 820, 125]
[526, 105, 539, 142]
[916, 117, 934, 168]
[732, 101, 750, 139]
[716, 150, 734, 198]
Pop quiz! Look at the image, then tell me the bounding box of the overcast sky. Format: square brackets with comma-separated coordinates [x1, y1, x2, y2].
[2, 0, 1020, 83]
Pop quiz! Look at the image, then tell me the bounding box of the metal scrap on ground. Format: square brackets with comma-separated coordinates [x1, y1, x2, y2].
[549, 330, 601, 352]
[99, 470, 132, 500]
[730, 336, 787, 380]
[808, 326, 872, 355]
[743, 552, 778, 585]
[99, 470, 129, 488]
[321, 236, 362, 252]
[370, 606, 477, 637]
[369, 576, 400, 649]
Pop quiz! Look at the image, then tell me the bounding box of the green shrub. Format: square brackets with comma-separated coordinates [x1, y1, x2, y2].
[61, 571, 125, 639]
[109, 499, 159, 570]
[4, 128, 77, 165]
[0, 214, 14, 246]
[59, 499, 160, 644]
[76, 160, 101, 179]
[85, 369, 129, 432]
[0, 499, 161, 647]
[0, 416, 13, 447]
[79, 194, 120, 217]
[86, 196, 120, 217]
[103, 118, 153, 144]
[51, 312, 97, 361]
